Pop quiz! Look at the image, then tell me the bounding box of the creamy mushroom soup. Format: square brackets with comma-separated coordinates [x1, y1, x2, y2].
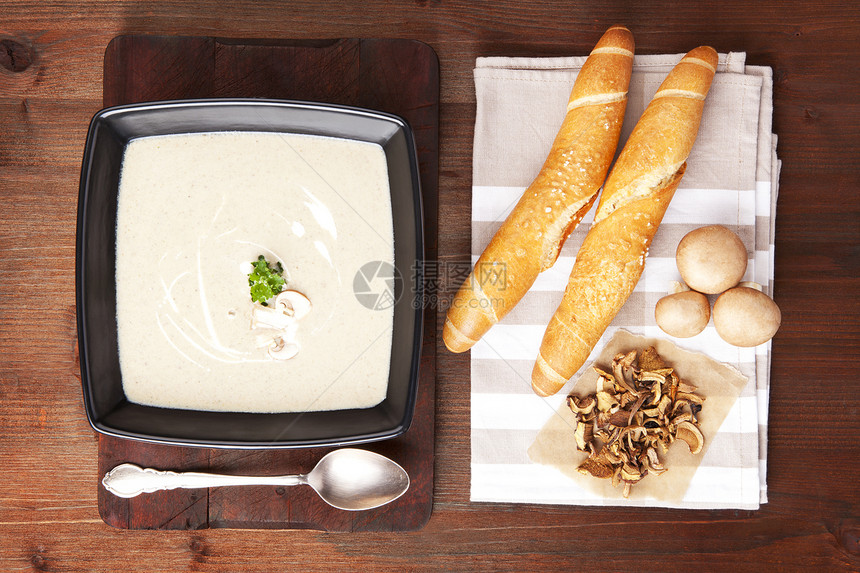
[115, 132, 394, 413]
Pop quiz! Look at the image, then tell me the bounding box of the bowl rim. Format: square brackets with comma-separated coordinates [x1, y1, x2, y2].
[76, 97, 424, 449]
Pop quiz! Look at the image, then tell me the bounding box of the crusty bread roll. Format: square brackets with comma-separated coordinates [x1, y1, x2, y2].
[532, 46, 719, 396]
[443, 26, 635, 353]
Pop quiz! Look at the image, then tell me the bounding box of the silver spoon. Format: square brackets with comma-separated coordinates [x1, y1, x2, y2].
[102, 448, 409, 511]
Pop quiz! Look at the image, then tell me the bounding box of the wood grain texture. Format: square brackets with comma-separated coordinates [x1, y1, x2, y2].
[1, 0, 858, 570]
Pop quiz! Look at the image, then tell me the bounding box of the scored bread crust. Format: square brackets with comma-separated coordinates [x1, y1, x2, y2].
[443, 26, 635, 353]
[532, 46, 719, 397]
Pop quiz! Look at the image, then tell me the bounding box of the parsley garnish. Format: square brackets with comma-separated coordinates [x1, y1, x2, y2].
[248, 255, 286, 305]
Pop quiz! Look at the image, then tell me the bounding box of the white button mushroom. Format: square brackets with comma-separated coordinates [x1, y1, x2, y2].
[248, 290, 312, 361]
[274, 290, 312, 320]
[713, 286, 781, 347]
[654, 290, 711, 338]
[267, 337, 300, 360]
[675, 225, 748, 294]
[250, 305, 298, 331]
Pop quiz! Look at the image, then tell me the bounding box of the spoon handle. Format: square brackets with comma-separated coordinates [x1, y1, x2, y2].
[102, 463, 305, 498]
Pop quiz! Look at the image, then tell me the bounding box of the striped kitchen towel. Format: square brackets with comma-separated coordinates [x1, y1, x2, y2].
[468, 51, 779, 509]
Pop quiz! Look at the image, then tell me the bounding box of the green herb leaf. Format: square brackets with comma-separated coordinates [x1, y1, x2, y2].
[248, 255, 286, 304]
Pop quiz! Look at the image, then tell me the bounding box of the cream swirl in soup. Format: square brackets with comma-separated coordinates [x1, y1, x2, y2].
[115, 132, 394, 413]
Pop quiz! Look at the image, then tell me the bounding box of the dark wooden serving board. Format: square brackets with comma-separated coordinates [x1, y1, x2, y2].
[97, 36, 438, 532]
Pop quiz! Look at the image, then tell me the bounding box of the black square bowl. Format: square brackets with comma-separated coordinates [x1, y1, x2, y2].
[77, 99, 423, 448]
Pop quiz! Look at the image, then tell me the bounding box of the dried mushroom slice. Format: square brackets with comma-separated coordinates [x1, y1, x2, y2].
[644, 447, 667, 475]
[612, 351, 639, 394]
[675, 420, 705, 454]
[566, 346, 707, 498]
[574, 421, 594, 452]
[670, 412, 693, 430]
[615, 392, 634, 410]
[608, 409, 632, 427]
[675, 391, 704, 405]
[638, 346, 666, 371]
[667, 370, 681, 401]
[567, 395, 596, 417]
[596, 391, 620, 412]
[638, 370, 668, 385]
[620, 462, 644, 483]
[577, 453, 615, 479]
[690, 402, 703, 422]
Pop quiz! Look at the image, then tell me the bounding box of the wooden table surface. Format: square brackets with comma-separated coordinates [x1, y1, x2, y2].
[1, 1, 858, 570]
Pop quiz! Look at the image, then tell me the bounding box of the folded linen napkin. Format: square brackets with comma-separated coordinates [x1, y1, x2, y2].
[468, 51, 779, 509]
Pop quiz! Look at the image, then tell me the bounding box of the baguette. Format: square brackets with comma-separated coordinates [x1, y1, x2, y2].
[443, 26, 635, 353]
[532, 46, 719, 396]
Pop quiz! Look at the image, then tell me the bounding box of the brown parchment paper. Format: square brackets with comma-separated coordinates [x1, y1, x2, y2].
[527, 330, 749, 504]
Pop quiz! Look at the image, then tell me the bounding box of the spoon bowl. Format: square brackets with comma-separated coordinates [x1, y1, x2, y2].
[308, 449, 410, 510]
[102, 448, 410, 511]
